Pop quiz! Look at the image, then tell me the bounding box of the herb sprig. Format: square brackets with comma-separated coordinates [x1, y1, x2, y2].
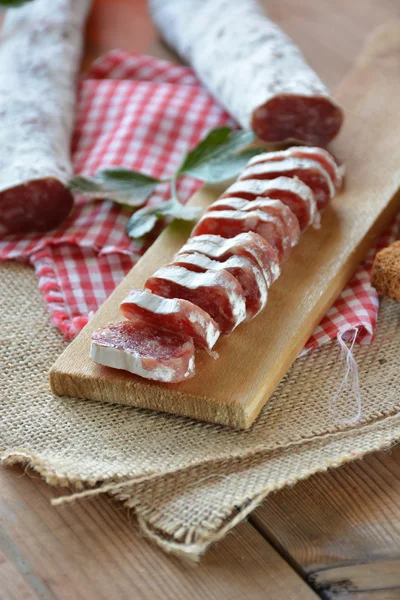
[69, 126, 265, 239]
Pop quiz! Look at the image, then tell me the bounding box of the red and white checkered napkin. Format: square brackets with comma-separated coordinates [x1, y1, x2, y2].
[0, 50, 398, 349]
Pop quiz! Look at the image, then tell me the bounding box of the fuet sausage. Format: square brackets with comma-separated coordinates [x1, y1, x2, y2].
[0, 0, 91, 234]
[149, 0, 343, 146]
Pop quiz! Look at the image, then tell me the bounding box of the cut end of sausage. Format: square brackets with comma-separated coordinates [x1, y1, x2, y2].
[0, 178, 74, 234]
[251, 95, 344, 147]
[90, 321, 196, 383]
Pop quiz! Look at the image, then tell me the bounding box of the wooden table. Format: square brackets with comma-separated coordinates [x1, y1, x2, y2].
[1, 1, 400, 598]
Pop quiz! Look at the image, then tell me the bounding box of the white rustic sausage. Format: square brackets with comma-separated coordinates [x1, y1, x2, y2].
[246, 147, 343, 191]
[192, 209, 290, 262]
[0, 0, 91, 234]
[149, 0, 343, 146]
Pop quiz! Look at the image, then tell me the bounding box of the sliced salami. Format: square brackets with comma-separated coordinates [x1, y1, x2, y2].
[149, 0, 343, 146]
[120, 289, 220, 351]
[145, 265, 246, 334]
[180, 233, 280, 285]
[170, 252, 268, 321]
[208, 197, 301, 250]
[192, 209, 289, 261]
[239, 157, 335, 210]
[221, 176, 317, 230]
[90, 321, 195, 383]
[0, 0, 91, 234]
[247, 147, 343, 192]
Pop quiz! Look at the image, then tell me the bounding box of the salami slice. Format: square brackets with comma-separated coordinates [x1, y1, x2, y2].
[120, 289, 220, 351]
[170, 252, 268, 321]
[149, 0, 343, 146]
[145, 265, 246, 334]
[192, 209, 289, 261]
[90, 321, 195, 383]
[0, 0, 91, 234]
[247, 147, 343, 191]
[180, 233, 280, 285]
[239, 157, 335, 210]
[220, 176, 317, 230]
[208, 197, 301, 250]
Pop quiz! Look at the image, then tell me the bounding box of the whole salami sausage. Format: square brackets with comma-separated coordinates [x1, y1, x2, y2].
[0, 0, 91, 234]
[149, 0, 343, 146]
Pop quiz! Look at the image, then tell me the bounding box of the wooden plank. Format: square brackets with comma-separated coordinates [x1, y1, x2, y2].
[0, 466, 318, 600]
[0, 548, 39, 600]
[251, 447, 400, 599]
[50, 20, 400, 429]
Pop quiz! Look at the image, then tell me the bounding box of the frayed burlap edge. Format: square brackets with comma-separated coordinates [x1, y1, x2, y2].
[1, 260, 400, 560]
[3, 411, 399, 560]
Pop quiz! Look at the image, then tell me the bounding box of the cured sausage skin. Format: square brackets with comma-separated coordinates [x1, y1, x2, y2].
[145, 265, 246, 334]
[120, 289, 220, 351]
[0, 0, 91, 234]
[90, 321, 196, 383]
[220, 176, 317, 231]
[170, 252, 268, 321]
[149, 0, 343, 146]
[180, 233, 280, 286]
[239, 157, 335, 210]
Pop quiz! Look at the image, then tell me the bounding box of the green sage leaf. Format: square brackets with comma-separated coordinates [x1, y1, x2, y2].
[177, 126, 263, 183]
[68, 168, 160, 208]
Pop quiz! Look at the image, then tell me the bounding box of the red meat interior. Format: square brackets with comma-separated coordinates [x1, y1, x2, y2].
[93, 321, 191, 361]
[251, 95, 343, 147]
[0, 178, 74, 234]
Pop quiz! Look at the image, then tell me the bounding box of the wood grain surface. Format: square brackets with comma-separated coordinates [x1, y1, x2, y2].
[251, 446, 400, 599]
[0, 465, 318, 600]
[51, 19, 400, 428]
[2, 0, 400, 598]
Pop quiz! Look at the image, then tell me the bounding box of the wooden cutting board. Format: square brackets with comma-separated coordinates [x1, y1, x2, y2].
[50, 22, 400, 429]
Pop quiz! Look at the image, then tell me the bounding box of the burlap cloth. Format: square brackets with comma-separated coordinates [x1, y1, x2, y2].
[1, 260, 399, 558]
